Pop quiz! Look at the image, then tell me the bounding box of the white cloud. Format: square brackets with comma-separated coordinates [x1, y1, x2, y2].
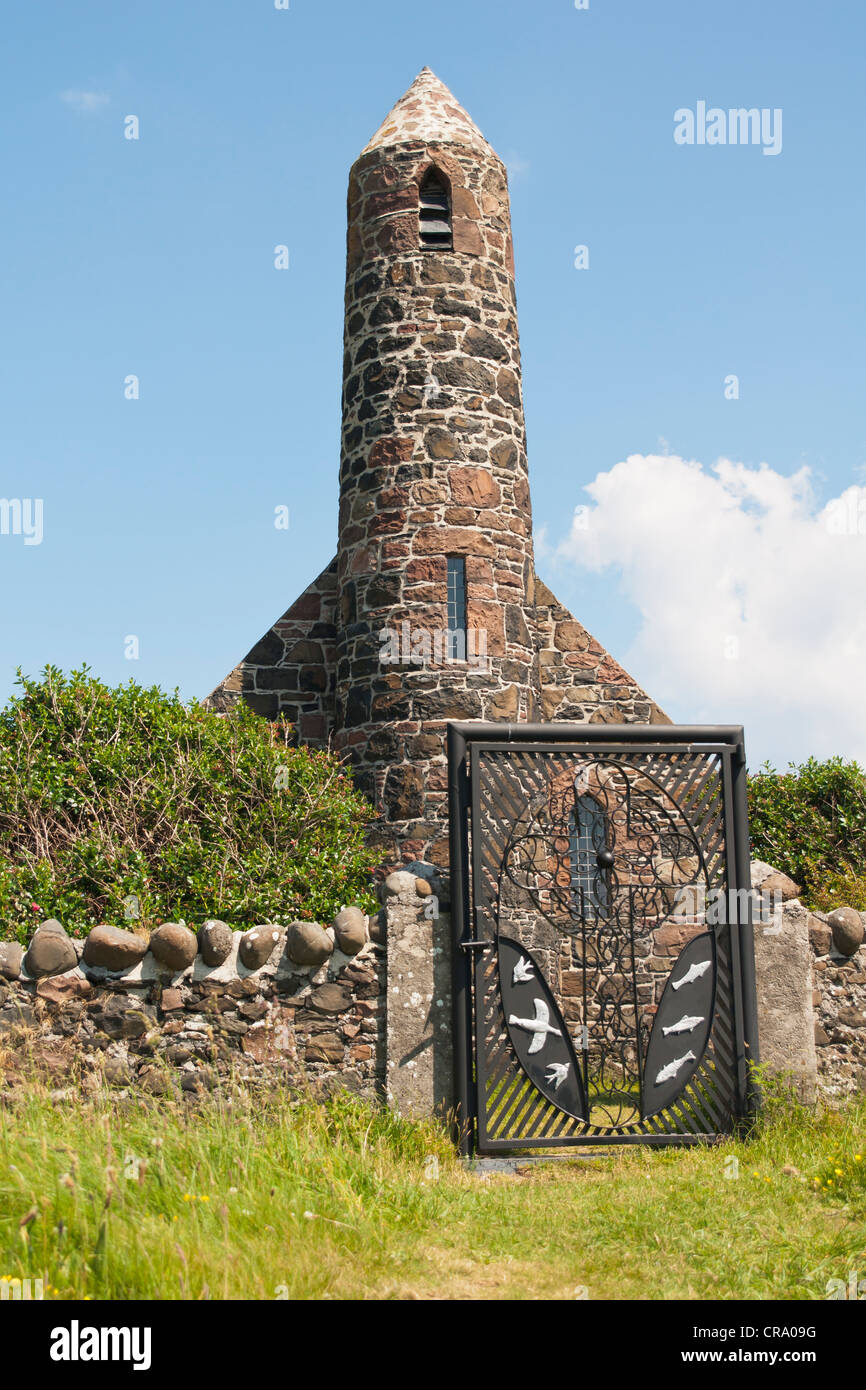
[504, 152, 530, 177]
[60, 90, 110, 113]
[553, 453, 866, 767]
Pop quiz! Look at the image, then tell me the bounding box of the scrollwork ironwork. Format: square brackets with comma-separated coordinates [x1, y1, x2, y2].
[496, 758, 708, 1129]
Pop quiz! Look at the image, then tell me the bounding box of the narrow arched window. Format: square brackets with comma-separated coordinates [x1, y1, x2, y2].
[419, 170, 452, 249]
[569, 792, 610, 918]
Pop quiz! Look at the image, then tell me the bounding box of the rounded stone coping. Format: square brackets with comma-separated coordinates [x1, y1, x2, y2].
[383, 870, 435, 904]
[12, 912, 375, 989]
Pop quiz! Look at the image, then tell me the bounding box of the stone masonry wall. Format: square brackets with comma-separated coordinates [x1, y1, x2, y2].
[809, 910, 866, 1101]
[3, 859, 866, 1117]
[751, 860, 866, 1103]
[0, 910, 384, 1102]
[533, 576, 668, 725]
[206, 559, 337, 745]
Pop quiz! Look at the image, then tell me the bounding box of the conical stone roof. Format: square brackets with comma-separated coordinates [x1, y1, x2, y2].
[361, 66, 495, 156]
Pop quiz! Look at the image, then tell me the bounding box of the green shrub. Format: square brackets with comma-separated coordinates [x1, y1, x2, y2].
[747, 755, 866, 909]
[0, 666, 379, 943]
[807, 865, 866, 913]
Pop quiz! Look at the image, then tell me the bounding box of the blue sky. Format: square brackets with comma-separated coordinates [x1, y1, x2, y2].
[2, 0, 864, 768]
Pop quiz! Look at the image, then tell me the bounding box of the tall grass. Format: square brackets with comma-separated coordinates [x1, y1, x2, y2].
[0, 1081, 864, 1300]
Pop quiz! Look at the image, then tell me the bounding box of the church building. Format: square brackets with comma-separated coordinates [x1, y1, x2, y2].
[207, 67, 666, 866]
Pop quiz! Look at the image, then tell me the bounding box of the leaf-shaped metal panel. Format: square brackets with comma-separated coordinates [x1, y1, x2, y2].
[642, 931, 716, 1119]
[497, 936, 587, 1120]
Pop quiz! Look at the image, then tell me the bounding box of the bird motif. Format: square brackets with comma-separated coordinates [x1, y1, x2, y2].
[544, 1062, 570, 1091]
[508, 998, 562, 1054]
[512, 958, 535, 985]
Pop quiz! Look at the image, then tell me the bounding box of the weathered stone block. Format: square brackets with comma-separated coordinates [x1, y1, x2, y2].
[310, 984, 352, 1015]
[285, 922, 333, 968]
[305, 1032, 344, 1063]
[828, 907, 864, 957]
[760, 871, 801, 903]
[150, 924, 198, 973]
[449, 466, 500, 508]
[333, 907, 368, 956]
[24, 921, 78, 979]
[0, 942, 24, 981]
[385, 885, 452, 1119]
[83, 925, 148, 973]
[238, 926, 281, 971]
[198, 920, 233, 967]
[754, 901, 817, 1102]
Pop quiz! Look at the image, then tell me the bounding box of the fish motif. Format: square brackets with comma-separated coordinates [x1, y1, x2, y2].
[671, 959, 711, 991]
[654, 1050, 696, 1085]
[544, 1062, 570, 1090]
[508, 998, 562, 1055]
[512, 958, 535, 985]
[662, 1014, 704, 1036]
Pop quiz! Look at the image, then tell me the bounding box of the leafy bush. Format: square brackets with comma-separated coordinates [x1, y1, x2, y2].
[806, 865, 866, 914]
[0, 666, 379, 943]
[747, 756, 866, 909]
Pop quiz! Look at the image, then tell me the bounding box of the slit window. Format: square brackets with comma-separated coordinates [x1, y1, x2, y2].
[446, 555, 467, 659]
[569, 792, 610, 917]
[419, 170, 452, 249]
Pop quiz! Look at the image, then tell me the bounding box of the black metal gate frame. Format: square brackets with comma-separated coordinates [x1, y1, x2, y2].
[447, 723, 760, 1157]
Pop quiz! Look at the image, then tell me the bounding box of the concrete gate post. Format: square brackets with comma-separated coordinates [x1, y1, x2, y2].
[383, 868, 454, 1121]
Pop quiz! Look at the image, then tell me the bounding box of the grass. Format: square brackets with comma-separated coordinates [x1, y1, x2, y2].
[0, 1078, 864, 1301]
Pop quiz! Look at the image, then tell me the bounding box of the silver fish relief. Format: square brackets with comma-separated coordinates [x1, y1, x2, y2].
[671, 959, 711, 991]
[512, 958, 535, 985]
[508, 999, 562, 1055]
[654, 1050, 696, 1085]
[662, 1014, 704, 1036]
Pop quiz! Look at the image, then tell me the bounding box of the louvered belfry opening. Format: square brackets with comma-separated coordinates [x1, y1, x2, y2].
[419, 169, 452, 248]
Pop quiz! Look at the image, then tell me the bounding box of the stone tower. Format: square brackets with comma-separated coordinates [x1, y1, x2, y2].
[208, 68, 666, 867]
[332, 67, 539, 857]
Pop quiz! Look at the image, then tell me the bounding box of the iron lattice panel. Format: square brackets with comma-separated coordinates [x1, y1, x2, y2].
[448, 730, 757, 1154]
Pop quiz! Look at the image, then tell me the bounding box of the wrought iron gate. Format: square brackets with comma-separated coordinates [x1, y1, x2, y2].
[447, 724, 760, 1154]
